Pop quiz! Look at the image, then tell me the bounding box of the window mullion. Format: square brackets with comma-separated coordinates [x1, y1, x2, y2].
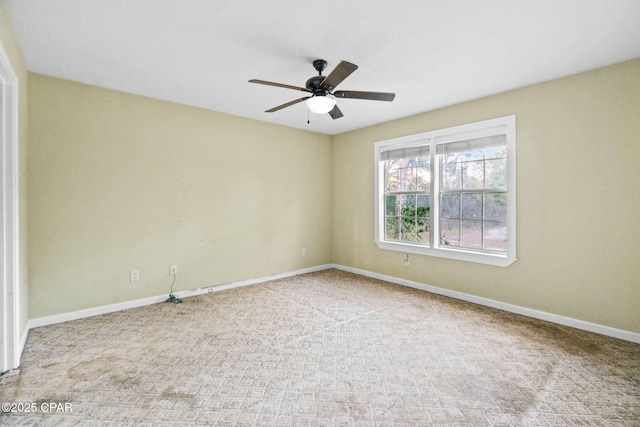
[481, 192, 486, 250]
[431, 138, 438, 249]
[480, 152, 487, 251]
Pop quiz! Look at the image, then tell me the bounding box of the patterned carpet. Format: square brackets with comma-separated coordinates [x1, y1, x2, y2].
[1, 269, 639, 426]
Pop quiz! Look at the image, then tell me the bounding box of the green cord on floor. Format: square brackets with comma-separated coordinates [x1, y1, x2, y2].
[166, 294, 183, 304]
[166, 273, 183, 304]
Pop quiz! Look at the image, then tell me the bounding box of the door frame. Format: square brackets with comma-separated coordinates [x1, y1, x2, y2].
[0, 40, 21, 374]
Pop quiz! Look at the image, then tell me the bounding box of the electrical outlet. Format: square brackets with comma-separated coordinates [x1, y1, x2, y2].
[130, 270, 139, 282]
[170, 265, 178, 275]
[403, 254, 410, 265]
[301, 248, 307, 256]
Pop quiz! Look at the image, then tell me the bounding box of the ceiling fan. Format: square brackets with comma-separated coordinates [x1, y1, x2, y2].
[249, 59, 395, 119]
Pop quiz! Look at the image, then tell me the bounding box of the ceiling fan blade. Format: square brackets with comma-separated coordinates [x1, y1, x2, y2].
[249, 79, 311, 93]
[265, 97, 310, 113]
[333, 90, 395, 101]
[328, 104, 344, 120]
[320, 61, 358, 91]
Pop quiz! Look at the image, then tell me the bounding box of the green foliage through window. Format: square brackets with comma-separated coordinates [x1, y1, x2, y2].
[385, 197, 430, 242]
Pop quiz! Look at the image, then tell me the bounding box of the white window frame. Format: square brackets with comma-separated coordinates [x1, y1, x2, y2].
[374, 115, 516, 267]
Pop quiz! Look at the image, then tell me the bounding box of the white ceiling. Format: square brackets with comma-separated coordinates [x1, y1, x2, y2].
[5, 0, 640, 135]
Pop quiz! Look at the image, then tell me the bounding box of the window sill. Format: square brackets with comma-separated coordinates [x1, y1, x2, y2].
[375, 240, 517, 267]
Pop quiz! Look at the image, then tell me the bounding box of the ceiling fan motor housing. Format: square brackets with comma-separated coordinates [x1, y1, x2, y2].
[305, 75, 326, 95]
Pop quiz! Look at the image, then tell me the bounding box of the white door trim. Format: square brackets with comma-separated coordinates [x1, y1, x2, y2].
[0, 40, 21, 374]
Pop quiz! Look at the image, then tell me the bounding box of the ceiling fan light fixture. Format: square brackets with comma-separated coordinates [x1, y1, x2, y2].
[305, 95, 336, 114]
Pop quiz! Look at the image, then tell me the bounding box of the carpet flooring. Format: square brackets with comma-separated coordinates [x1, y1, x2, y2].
[1, 269, 639, 426]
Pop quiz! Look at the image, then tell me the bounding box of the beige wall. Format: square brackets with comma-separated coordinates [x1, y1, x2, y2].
[28, 74, 332, 318]
[0, 1, 29, 342]
[332, 58, 640, 334]
[24, 53, 640, 334]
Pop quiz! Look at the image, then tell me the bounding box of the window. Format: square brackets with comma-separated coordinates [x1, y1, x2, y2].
[374, 115, 516, 266]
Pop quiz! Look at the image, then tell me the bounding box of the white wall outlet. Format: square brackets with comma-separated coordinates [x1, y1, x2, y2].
[403, 253, 410, 265]
[301, 248, 307, 256]
[130, 270, 139, 282]
[170, 265, 178, 275]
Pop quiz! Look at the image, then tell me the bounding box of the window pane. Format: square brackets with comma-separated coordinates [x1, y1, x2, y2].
[442, 152, 460, 165]
[483, 222, 507, 252]
[398, 157, 416, 168]
[385, 195, 397, 216]
[398, 194, 416, 217]
[417, 222, 430, 244]
[416, 196, 430, 244]
[484, 193, 507, 221]
[461, 193, 482, 219]
[385, 216, 400, 240]
[416, 195, 430, 217]
[400, 216, 430, 243]
[398, 167, 416, 191]
[462, 149, 484, 161]
[440, 219, 459, 247]
[401, 217, 417, 241]
[462, 160, 484, 189]
[460, 220, 482, 249]
[485, 158, 506, 189]
[441, 163, 460, 190]
[386, 168, 399, 191]
[441, 194, 460, 219]
[485, 146, 506, 160]
[416, 165, 430, 191]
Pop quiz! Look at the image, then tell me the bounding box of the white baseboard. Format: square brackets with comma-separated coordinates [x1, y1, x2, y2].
[26, 263, 639, 345]
[27, 264, 334, 330]
[332, 264, 640, 344]
[171, 264, 334, 299]
[28, 294, 169, 329]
